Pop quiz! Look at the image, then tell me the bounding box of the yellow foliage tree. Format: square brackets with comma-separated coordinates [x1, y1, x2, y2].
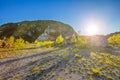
[77, 36, 87, 45]
[6, 36, 15, 47]
[70, 35, 77, 44]
[108, 34, 120, 47]
[0, 37, 9, 48]
[14, 38, 25, 49]
[75, 35, 87, 48]
[56, 35, 64, 44]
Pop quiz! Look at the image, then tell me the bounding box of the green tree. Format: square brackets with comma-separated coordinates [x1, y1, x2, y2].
[56, 35, 64, 44]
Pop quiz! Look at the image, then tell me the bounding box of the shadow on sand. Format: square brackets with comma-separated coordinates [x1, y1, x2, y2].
[24, 51, 74, 80]
[0, 48, 61, 66]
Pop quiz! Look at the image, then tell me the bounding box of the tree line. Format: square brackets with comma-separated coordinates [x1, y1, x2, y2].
[0, 33, 119, 49]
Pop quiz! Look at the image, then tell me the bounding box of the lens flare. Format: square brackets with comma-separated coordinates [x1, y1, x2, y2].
[86, 22, 99, 35]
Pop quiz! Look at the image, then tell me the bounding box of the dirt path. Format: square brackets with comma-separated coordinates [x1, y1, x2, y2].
[0, 47, 120, 80]
[0, 48, 61, 79]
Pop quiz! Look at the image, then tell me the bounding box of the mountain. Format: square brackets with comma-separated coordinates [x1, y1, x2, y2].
[0, 20, 75, 42]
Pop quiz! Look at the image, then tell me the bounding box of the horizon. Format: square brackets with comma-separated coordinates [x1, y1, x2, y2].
[0, 0, 120, 35]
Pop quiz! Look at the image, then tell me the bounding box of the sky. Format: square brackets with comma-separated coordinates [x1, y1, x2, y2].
[0, 0, 120, 35]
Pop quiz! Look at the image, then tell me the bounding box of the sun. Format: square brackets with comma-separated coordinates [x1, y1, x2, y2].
[86, 22, 98, 35]
[81, 17, 103, 35]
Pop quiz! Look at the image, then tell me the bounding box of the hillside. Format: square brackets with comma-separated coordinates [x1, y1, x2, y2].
[0, 20, 75, 42]
[84, 32, 120, 47]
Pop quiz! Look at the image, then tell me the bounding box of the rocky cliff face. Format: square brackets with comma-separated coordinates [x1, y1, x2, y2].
[36, 28, 57, 41]
[0, 20, 75, 42]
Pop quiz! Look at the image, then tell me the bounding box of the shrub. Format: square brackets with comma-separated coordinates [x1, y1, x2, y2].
[108, 34, 120, 48]
[56, 35, 64, 45]
[32, 66, 40, 74]
[81, 57, 86, 61]
[14, 38, 25, 49]
[92, 68, 101, 76]
[37, 41, 54, 48]
[77, 36, 87, 47]
[74, 53, 81, 58]
[107, 76, 114, 80]
[57, 77, 63, 80]
[0, 36, 28, 49]
[0, 37, 10, 48]
[70, 35, 77, 44]
[87, 76, 93, 80]
[6, 36, 15, 47]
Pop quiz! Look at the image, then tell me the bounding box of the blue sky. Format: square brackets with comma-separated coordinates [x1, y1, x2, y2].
[0, 0, 120, 35]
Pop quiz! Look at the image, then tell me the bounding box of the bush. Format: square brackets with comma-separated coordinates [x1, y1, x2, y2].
[92, 68, 101, 76]
[74, 53, 81, 58]
[107, 76, 114, 80]
[74, 35, 88, 48]
[108, 34, 120, 48]
[56, 35, 64, 45]
[0, 37, 11, 48]
[14, 38, 26, 49]
[87, 76, 93, 80]
[0, 36, 27, 49]
[37, 41, 54, 48]
[6, 36, 15, 47]
[70, 35, 77, 44]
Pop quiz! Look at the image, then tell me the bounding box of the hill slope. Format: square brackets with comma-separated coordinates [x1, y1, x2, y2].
[84, 32, 120, 47]
[0, 20, 75, 42]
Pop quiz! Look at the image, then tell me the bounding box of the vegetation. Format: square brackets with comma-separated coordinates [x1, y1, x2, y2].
[87, 76, 93, 80]
[70, 34, 88, 48]
[74, 53, 81, 58]
[107, 76, 114, 80]
[0, 22, 120, 80]
[70, 35, 77, 44]
[77, 36, 87, 45]
[32, 66, 40, 75]
[36, 40, 54, 48]
[6, 36, 15, 47]
[0, 42, 120, 80]
[91, 68, 101, 76]
[108, 33, 120, 48]
[0, 20, 75, 42]
[0, 36, 27, 49]
[55, 35, 64, 45]
[34, 34, 65, 48]
[14, 38, 26, 49]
